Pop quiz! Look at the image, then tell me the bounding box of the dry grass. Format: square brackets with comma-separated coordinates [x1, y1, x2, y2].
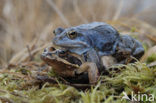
[0, 0, 156, 65]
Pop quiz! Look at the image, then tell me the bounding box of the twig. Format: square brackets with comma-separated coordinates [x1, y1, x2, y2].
[147, 61, 156, 68]
[46, 0, 70, 27]
[0, 96, 15, 103]
[113, 0, 124, 20]
[0, 70, 31, 80]
[145, 34, 156, 44]
[73, 0, 88, 23]
[26, 45, 33, 61]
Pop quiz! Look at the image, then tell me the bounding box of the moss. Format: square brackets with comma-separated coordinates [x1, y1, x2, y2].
[130, 27, 137, 33]
[0, 62, 156, 103]
[146, 53, 156, 64]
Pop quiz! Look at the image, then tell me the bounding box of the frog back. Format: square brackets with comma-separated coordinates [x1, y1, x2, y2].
[80, 22, 120, 56]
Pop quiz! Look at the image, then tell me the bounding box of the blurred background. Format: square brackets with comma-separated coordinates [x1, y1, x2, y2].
[0, 0, 156, 66]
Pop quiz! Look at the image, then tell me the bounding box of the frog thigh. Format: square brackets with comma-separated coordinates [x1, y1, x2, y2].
[132, 40, 144, 59]
[76, 62, 99, 84]
[101, 56, 116, 69]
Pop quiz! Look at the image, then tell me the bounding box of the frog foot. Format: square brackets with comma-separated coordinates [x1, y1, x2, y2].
[76, 62, 99, 84]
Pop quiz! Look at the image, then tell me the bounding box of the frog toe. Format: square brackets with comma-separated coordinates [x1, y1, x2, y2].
[133, 47, 144, 59]
[76, 62, 99, 84]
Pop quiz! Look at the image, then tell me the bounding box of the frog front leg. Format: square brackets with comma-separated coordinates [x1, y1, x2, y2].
[75, 62, 99, 84]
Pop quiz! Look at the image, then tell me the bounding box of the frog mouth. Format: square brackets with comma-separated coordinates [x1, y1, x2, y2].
[53, 40, 89, 48]
[41, 52, 56, 60]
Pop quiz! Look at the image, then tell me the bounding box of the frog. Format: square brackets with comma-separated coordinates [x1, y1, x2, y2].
[42, 22, 144, 84]
[41, 46, 99, 84]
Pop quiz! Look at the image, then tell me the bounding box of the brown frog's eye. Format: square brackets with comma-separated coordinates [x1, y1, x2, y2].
[67, 31, 77, 39]
[49, 47, 56, 51]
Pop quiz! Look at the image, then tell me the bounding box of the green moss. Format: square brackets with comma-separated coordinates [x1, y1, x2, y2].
[0, 62, 156, 103]
[130, 27, 137, 33]
[146, 53, 156, 64]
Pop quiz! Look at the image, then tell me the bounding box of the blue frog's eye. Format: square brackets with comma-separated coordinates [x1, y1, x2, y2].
[67, 31, 77, 39]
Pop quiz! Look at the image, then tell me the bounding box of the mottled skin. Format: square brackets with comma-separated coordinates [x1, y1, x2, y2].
[114, 35, 144, 63]
[53, 22, 144, 68]
[41, 47, 99, 84]
[43, 22, 144, 84]
[53, 22, 120, 72]
[53, 22, 119, 56]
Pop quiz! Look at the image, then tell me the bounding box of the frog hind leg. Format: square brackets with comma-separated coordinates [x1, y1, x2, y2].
[132, 40, 145, 60]
[75, 62, 99, 84]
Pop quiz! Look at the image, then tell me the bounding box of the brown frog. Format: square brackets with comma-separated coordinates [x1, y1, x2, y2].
[41, 46, 99, 84]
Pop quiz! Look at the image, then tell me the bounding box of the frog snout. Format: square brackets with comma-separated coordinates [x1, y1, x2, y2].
[43, 48, 49, 55]
[41, 51, 53, 60]
[41, 48, 52, 58]
[52, 37, 58, 45]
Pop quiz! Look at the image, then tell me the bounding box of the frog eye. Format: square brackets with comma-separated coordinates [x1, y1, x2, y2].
[67, 31, 77, 39]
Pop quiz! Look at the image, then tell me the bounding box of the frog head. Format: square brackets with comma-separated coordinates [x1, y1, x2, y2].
[53, 27, 91, 55]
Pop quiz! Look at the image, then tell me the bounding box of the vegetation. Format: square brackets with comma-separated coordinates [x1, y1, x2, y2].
[0, 62, 156, 103]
